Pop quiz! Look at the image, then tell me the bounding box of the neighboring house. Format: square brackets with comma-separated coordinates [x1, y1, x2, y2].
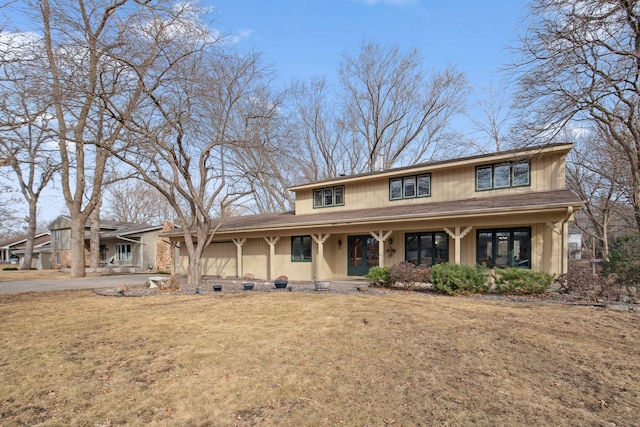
[567, 222, 583, 260]
[13, 233, 52, 270]
[49, 216, 164, 271]
[162, 143, 584, 281]
[0, 233, 50, 265]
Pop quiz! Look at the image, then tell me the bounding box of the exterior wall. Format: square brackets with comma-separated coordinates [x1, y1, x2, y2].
[201, 242, 236, 277]
[295, 150, 568, 215]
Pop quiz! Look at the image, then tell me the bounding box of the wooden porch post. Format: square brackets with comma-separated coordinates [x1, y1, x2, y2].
[263, 236, 280, 280]
[311, 234, 331, 280]
[370, 230, 393, 267]
[232, 238, 247, 278]
[444, 226, 473, 265]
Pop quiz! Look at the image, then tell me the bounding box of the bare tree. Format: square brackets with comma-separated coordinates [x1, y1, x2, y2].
[103, 177, 176, 224]
[104, 6, 274, 286]
[0, 28, 59, 270]
[513, 0, 640, 233]
[339, 41, 468, 172]
[465, 83, 514, 153]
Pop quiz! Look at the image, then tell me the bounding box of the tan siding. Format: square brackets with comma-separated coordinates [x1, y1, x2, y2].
[243, 238, 268, 280]
[201, 242, 236, 277]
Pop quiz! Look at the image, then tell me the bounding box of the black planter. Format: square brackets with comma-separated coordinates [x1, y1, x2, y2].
[274, 280, 288, 289]
[243, 282, 255, 291]
[213, 284, 222, 292]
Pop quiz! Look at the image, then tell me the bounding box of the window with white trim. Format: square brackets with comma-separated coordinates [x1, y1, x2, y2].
[115, 243, 132, 262]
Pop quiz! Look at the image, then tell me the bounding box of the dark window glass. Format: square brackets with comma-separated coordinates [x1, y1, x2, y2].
[405, 232, 449, 266]
[314, 190, 323, 208]
[476, 228, 531, 269]
[291, 236, 312, 262]
[513, 162, 530, 186]
[476, 166, 492, 190]
[403, 176, 416, 198]
[324, 188, 333, 206]
[390, 179, 403, 199]
[494, 164, 511, 188]
[334, 187, 344, 205]
[406, 235, 419, 265]
[477, 232, 493, 265]
[417, 174, 431, 197]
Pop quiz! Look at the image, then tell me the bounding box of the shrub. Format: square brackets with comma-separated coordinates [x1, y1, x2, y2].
[430, 263, 488, 295]
[364, 266, 390, 287]
[493, 268, 554, 295]
[388, 262, 430, 290]
[555, 262, 608, 299]
[602, 235, 640, 289]
[3, 267, 19, 271]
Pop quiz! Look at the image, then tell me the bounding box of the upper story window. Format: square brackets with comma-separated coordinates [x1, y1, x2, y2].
[313, 186, 344, 208]
[476, 161, 530, 191]
[390, 174, 431, 200]
[52, 230, 60, 242]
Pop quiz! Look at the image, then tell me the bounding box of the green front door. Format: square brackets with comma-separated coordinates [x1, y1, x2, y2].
[348, 235, 379, 276]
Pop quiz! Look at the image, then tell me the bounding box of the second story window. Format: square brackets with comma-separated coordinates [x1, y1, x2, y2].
[313, 186, 344, 208]
[390, 174, 431, 200]
[476, 161, 530, 191]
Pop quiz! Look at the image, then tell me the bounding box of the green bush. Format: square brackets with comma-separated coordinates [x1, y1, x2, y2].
[430, 263, 488, 295]
[3, 267, 19, 271]
[602, 234, 640, 287]
[493, 268, 554, 295]
[364, 266, 390, 287]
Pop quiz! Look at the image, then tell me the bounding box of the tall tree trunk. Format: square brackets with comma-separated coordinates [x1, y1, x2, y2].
[90, 199, 101, 269]
[70, 212, 87, 277]
[19, 200, 38, 270]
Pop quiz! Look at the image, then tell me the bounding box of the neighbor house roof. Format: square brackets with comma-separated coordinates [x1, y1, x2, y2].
[12, 234, 52, 255]
[161, 189, 584, 238]
[0, 232, 50, 249]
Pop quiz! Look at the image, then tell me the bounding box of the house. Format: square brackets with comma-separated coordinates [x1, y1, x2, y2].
[49, 216, 165, 271]
[162, 143, 584, 281]
[0, 233, 50, 265]
[12, 233, 52, 270]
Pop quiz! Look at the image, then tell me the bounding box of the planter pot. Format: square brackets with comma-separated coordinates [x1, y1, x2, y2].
[274, 280, 288, 289]
[357, 284, 370, 292]
[213, 285, 222, 292]
[314, 280, 331, 291]
[243, 282, 255, 291]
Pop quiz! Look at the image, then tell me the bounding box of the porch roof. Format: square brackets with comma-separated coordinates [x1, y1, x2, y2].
[161, 189, 584, 238]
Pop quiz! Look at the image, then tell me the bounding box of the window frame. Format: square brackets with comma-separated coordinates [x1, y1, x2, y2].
[475, 161, 530, 192]
[404, 231, 449, 266]
[115, 243, 132, 262]
[389, 173, 431, 201]
[291, 235, 312, 262]
[313, 186, 345, 208]
[476, 227, 532, 269]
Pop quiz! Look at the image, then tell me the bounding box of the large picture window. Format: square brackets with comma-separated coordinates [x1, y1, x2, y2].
[405, 232, 448, 266]
[476, 161, 530, 191]
[115, 243, 132, 262]
[476, 227, 531, 268]
[291, 236, 312, 262]
[390, 174, 431, 200]
[313, 186, 345, 208]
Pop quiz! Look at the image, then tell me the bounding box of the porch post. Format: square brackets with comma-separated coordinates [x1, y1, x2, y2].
[444, 226, 472, 265]
[370, 230, 393, 267]
[311, 234, 331, 280]
[263, 237, 280, 280]
[233, 238, 247, 278]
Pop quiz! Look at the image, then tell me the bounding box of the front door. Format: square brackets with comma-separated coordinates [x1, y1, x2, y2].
[348, 235, 379, 276]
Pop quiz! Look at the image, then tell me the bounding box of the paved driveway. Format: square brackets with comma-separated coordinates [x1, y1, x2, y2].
[0, 274, 154, 294]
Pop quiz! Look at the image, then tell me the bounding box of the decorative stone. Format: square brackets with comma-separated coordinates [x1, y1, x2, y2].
[243, 273, 255, 280]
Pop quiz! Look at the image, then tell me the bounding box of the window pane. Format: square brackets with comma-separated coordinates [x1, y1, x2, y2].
[366, 237, 379, 267]
[292, 236, 312, 262]
[476, 166, 492, 190]
[406, 235, 419, 265]
[390, 179, 402, 199]
[477, 232, 493, 266]
[314, 190, 323, 208]
[494, 164, 511, 188]
[513, 230, 531, 267]
[334, 187, 344, 205]
[434, 232, 448, 264]
[495, 232, 510, 267]
[419, 234, 433, 266]
[403, 176, 416, 198]
[417, 174, 431, 197]
[513, 162, 530, 186]
[324, 188, 333, 206]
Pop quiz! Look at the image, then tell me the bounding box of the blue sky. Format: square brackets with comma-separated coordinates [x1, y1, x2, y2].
[206, 0, 526, 91]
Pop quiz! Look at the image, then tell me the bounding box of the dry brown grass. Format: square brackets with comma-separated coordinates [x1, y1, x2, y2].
[1, 290, 638, 426]
[0, 268, 72, 282]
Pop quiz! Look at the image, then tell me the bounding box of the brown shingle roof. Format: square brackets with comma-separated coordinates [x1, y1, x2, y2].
[161, 190, 583, 237]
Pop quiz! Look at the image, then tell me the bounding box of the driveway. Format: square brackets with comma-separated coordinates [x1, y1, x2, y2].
[0, 274, 154, 294]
